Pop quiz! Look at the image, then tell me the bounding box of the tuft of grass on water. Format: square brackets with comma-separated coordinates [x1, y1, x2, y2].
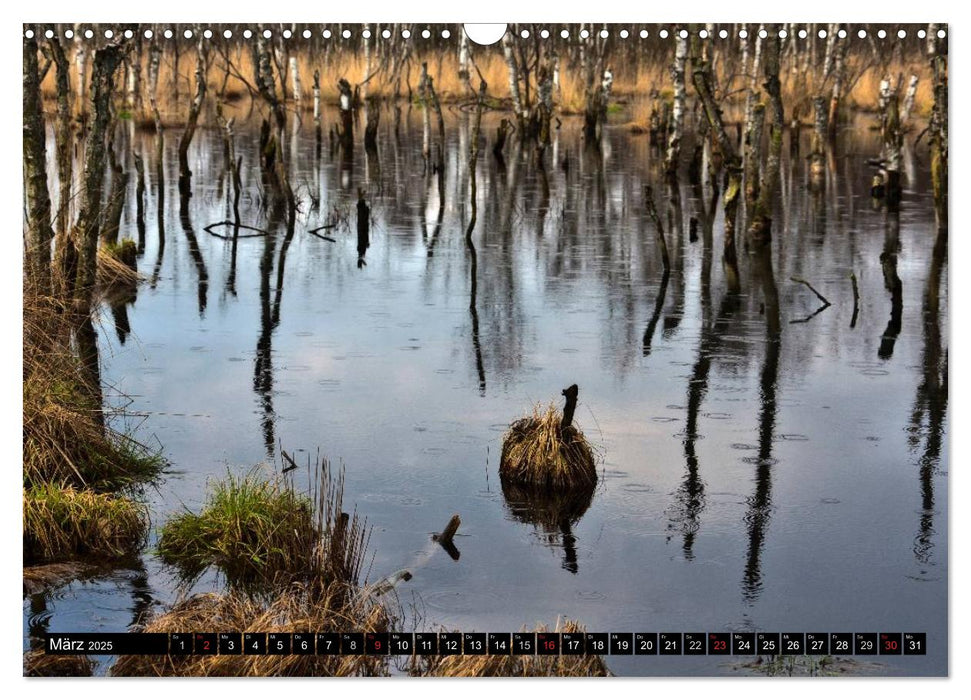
[500, 403, 597, 490]
[114, 456, 391, 677]
[23, 483, 148, 562]
[158, 473, 318, 589]
[157, 460, 369, 593]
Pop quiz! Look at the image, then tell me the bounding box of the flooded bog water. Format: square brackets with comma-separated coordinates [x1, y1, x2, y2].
[25, 109, 948, 675]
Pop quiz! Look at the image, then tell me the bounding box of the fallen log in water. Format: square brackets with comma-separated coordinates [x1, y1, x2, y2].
[203, 221, 271, 239]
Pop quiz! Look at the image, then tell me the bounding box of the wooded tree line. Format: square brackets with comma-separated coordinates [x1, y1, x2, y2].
[23, 23, 947, 304]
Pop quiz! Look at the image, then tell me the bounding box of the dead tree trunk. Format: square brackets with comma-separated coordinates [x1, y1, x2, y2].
[560, 384, 580, 441]
[75, 44, 124, 299]
[313, 68, 322, 153]
[743, 102, 765, 211]
[289, 55, 301, 102]
[49, 37, 76, 297]
[691, 33, 742, 291]
[900, 74, 920, 124]
[502, 31, 526, 134]
[23, 32, 56, 294]
[664, 31, 688, 176]
[101, 141, 128, 246]
[827, 30, 847, 142]
[336, 77, 354, 154]
[364, 98, 380, 152]
[178, 42, 208, 198]
[809, 96, 827, 189]
[881, 89, 903, 211]
[458, 29, 474, 96]
[253, 30, 296, 217]
[75, 33, 88, 122]
[749, 33, 783, 244]
[127, 36, 143, 111]
[929, 48, 947, 231]
[426, 64, 446, 174]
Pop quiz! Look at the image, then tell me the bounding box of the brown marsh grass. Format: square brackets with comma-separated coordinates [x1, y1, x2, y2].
[38, 41, 934, 129]
[23, 483, 148, 561]
[410, 619, 609, 677]
[500, 403, 597, 490]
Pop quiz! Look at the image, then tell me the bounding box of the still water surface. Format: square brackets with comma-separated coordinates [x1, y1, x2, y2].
[25, 109, 948, 675]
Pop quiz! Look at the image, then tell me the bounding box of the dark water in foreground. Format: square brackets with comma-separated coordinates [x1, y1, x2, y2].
[25, 108, 948, 675]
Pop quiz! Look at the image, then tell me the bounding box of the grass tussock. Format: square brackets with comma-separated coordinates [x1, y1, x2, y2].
[24, 649, 93, 677]
[410, 619, 610, 677]
[96, 247, 140, 288]
[111, 585, 391, 677]
[23, 292, 162, 493]
[500, 403, 597, 490]
[23, 287, 163, 564]
[157, 473, 318, 589]
[23, 483, 147, 562]
[114, 457, 394, 677]
[158, 459, 370, 594]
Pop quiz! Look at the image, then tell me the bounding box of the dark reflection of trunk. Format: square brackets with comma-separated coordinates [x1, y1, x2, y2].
[356, 196, 370, 269]
[500, 479, 595, 575]
[878, 211, 902, 359]
[668, 211, 735, 560]
[108, 288, 136, 345]
[910, 231, 947, 566]
[75, 315, 104, 430]
[642, 267, 670, 357]
[150, 140, 166, 290]
[272, 213, 296, 327]
[179, 196, 208, 316]
[254, 229, 277, 458]
[226, 224, 240, 296]
[466, 82, 487, 396]
[663, 182, 687, 338]
[127, 557, 155, 629]
[741, 243, 781, 604]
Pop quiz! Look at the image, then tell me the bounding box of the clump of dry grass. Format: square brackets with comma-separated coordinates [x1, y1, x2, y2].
[23, 483, 148, 562]
[96, 247, 141, 289]
[500, 403, 597, 490]
[23, 286, 163, 564]
[410, 619, 610, 677]
[23, 290, 161, 493]
[110, 585, 391, 677]
[23, 649, 93, 677]
[114, 456, 393, 677]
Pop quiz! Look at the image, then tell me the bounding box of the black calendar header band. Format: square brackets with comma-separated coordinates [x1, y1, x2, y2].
[43, 632, 927, 656]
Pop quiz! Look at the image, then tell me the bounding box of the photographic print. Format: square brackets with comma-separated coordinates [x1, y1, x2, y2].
[21, 22, 948, 678]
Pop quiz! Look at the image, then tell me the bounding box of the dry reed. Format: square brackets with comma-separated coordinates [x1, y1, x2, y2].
[23, 483, 148, 561]
[410, 619, 610, 677]
[500, 403, 597, 490]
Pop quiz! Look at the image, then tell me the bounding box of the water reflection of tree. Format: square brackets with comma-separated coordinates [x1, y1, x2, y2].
[500, 479, 595, 575]
[252, 208, 297, 458]
[909, 231, 947, 567]
[666, 195, 740, 560]
[741, 243, 781, 603]
[178, 195, 209, 317]
[878, 210, 903, 359]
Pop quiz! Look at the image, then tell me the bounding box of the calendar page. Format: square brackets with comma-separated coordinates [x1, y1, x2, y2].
[22, 20, 948, 679]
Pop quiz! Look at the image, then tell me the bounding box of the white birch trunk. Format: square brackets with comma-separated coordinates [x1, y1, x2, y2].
[290, 56, 301, 102]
